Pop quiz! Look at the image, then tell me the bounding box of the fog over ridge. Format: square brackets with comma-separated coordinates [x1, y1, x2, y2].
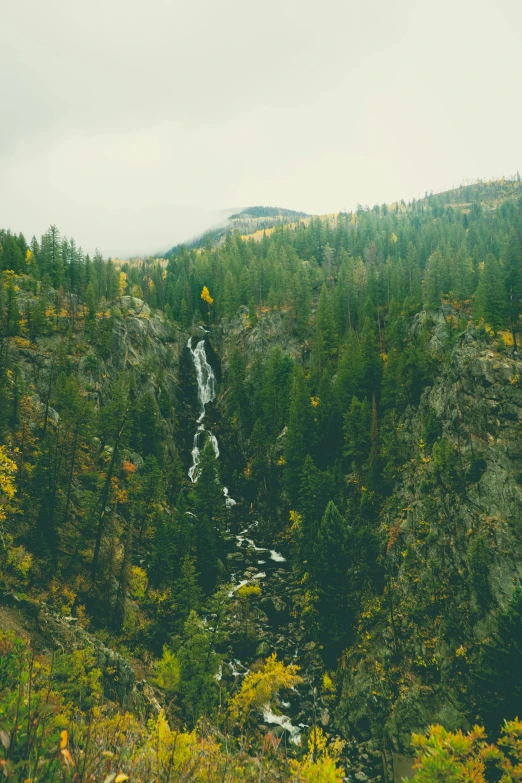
[2, 0, 522, 256]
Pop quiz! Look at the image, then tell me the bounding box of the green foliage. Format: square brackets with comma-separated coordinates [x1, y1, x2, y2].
[432, 437, 461, 489]
[473, 587, 522, 733]
[409, 721, 522, 783]
[154, 646, 181, 693]
[52, 648, 103, 710]
[474, 254, 506, 330]
[284, 366, 313, 505]
[2, 181, 522, 777]
[191, 442, 223, 592]
[174, 610, 222, 725]
[0, 632, 307, 782]
[468, 534, 492, 608]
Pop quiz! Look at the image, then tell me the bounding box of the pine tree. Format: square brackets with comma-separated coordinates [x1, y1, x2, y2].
[313, 284, 338, 376]
[248, 296, 258, 326]
[450, 243, 475, 301]
[284, 366, 313, 505]
[314, 501, 354, 659]
[3, 275, 21, 336]
[191, 441, 222, 591]
[360, 316, 382, 398]
[149, 509, 182, 589]
[423, 248, 450, 308]
[474, 254, 505, 331]
[227, 347, 249, 437]
[368, 393, 381, 489]
[503, 232, 522, 346]
[175, 610, 221, 725]
[344, 396, 371, 472]
[297, 454, 335, 566]
[133, 392, 162, 461]
[173, 556, 204, 625]
[474, 588, 522, 734]
[335, 329, 363, 412]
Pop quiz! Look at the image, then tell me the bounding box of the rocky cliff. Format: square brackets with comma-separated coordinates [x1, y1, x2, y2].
[337, 321, 522, 776]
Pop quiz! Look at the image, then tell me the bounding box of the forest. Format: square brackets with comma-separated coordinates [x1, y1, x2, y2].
[1, 177, 522, 781]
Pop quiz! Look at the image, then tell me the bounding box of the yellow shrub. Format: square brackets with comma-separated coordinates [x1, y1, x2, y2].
[130, 566, 148, 599]
[229, 653, 302, 725]
[237, 584, 262, 600]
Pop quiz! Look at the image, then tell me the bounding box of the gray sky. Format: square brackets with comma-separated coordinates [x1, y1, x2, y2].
[2, 0, 522, 257]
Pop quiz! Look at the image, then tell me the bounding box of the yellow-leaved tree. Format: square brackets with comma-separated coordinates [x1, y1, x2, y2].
[0, 445, 17, 525]
[229, 653, 302, 728]
[118, 271, 127, 302]
[289, 727, 345, 783]
[0, 446, 32, 581]
[201, 285, 214, 305]
[201, 286, 214, 325]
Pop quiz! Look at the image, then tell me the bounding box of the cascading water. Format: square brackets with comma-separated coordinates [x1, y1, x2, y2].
[187, 338, 236, 508]
[189, 338, 217, 424]
[187, 338, 220, 482]
[186, 337, 300, 745]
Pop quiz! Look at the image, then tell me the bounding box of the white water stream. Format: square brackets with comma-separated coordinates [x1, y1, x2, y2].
[187, 338, 235, 509]
[187, 338, 299, 743]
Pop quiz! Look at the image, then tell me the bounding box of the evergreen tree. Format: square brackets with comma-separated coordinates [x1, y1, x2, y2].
[474, 254, 505, 330]
[360, 316, 382, 398]
[313, 284, 338, 376]
[132, 392, 162, 461]
[191, 441, 222, 591]
[344, 396, 372, 472]
[284, 366, 313, 506]
[314, 501, 355, 659]
[474, 588, 522, 734]
[503, 232, 522, 345]
[423, 248, 450, 308]
[174, 610, 221, 725]
[335, 329, 363, 412]
[297, 454, 335, 566]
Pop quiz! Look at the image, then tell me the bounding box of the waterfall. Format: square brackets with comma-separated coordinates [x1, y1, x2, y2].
[186, 338, 235, 507]
[187, 338, 219, 481]
[189, 339, 217, 423]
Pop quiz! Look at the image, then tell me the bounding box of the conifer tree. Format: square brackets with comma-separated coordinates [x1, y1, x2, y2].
[175, 610, 221, 725]
[474, 254, 505, 330]
[451, 243, 475, 301]
[335, 329, 363, 412]
[297, 454, 335, 566]
[314, 284, 338, 376]
[474, 588, 522, 733]
[191, 441, 222, 591]
[344, 396, 372, 472]
[314, 501, 354, 657]
[503, 232, 522, 346]
[423, 248, 450, 308]
[284, 366, 313, 505]
[360, 316, 382, 398]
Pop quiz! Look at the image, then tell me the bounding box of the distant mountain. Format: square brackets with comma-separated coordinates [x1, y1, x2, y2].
[164, 205, 311, 255]
[228, 206, 309, 220]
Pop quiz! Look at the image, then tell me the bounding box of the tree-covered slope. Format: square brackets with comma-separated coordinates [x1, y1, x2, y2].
[2, 176, 522, 781]
[166, 205, 311, 253]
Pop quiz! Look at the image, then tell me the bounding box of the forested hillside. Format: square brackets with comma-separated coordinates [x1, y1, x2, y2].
[167, 205, 310, 253]
[2, 177, 522, 782]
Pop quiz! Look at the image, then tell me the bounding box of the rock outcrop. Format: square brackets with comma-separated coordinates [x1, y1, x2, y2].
[337, 324, 522, 776]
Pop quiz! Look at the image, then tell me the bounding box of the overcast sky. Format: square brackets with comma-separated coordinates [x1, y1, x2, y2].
[2, 0, 522, 257]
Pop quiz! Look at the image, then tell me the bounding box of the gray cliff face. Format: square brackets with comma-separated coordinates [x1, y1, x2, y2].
[217, 306, 304, 370]
[12, 299, 182, 456]
[338, 325, 522, 764]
